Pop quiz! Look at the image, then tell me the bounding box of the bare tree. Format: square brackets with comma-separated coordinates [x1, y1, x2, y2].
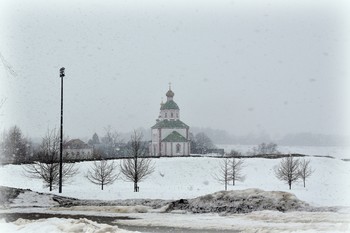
[298, 159, 313, 188]
[213, 158, 231, 191]
[120, 131, 154, 192]
[101, 126, 122, 158]
[274, 155, 300, 190]
[86, 160, 119, 190]
[227, 150, 245, 185]
[23, 128, 78, 191]
[230, 158, 245, 186]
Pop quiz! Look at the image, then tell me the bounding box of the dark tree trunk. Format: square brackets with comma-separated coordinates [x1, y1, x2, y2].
[134, 182, 138, 192]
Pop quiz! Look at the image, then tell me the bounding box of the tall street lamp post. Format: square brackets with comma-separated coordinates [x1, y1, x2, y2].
[59, 67, 65, 193]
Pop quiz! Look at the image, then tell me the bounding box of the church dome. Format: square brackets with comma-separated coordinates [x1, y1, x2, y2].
[166, 89, 174, 98]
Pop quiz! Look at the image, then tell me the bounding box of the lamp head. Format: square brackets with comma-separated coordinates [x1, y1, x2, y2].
[60, 67, 65, 78]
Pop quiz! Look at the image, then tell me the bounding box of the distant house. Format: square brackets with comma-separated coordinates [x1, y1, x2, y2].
[64, 139, 93, 160]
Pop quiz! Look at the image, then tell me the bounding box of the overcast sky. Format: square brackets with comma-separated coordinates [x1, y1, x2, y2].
[0, 0, 349, 140]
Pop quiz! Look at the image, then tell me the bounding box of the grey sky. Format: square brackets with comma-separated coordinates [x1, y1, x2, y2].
[0, 0, 349, 140]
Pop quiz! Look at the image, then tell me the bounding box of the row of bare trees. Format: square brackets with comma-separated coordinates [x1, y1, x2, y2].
[275, 156, 314, 189]
[214, 150, 245, 191]
[22, 129, 154, 192]
[215, 150, 314, 191]
[86, 131, 154, 192]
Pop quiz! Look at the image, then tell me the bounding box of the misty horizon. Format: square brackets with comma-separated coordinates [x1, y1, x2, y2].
[1, 1, 349, 144]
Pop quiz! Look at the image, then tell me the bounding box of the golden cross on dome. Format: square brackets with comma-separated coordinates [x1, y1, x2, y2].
[169, 82, 172, 90]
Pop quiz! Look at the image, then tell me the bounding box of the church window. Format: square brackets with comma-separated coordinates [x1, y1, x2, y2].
[171, 112, 174, 118]
[165, 113, 167, 118]
[176, 144, 181, 153]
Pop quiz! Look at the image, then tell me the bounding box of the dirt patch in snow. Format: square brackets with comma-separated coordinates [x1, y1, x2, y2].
[165, 189, 316, 214]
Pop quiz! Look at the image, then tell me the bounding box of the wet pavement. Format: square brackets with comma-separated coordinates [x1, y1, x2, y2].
[0, 212, 239, 233]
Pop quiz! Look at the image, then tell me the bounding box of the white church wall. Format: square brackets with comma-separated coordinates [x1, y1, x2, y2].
[160, 141, 191, 156]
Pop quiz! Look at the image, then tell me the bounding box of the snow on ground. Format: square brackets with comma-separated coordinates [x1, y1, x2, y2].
[0, 156, 349, 207]
[1, 146, 349, 232]
[10, 191, 58, 208]
[0, 217, 136, 233]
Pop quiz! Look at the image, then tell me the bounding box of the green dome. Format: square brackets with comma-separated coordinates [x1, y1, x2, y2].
[160, 100, 179, 110]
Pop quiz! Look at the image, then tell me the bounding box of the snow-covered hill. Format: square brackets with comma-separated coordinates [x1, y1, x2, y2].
[0, 156, 349, 207]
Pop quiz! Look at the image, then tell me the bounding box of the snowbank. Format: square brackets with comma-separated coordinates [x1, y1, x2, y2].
[166, 189, 312, 214]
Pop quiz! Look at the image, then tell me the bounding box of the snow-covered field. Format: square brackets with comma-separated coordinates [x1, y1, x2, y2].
[1, 148, 350, 232]
[0, 156, 349, 207]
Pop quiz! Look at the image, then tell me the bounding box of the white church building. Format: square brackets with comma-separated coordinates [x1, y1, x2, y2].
[150, 86, 190, 156]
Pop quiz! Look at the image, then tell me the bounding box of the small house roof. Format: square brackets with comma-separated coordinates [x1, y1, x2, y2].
[64, 139, 91, 149]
